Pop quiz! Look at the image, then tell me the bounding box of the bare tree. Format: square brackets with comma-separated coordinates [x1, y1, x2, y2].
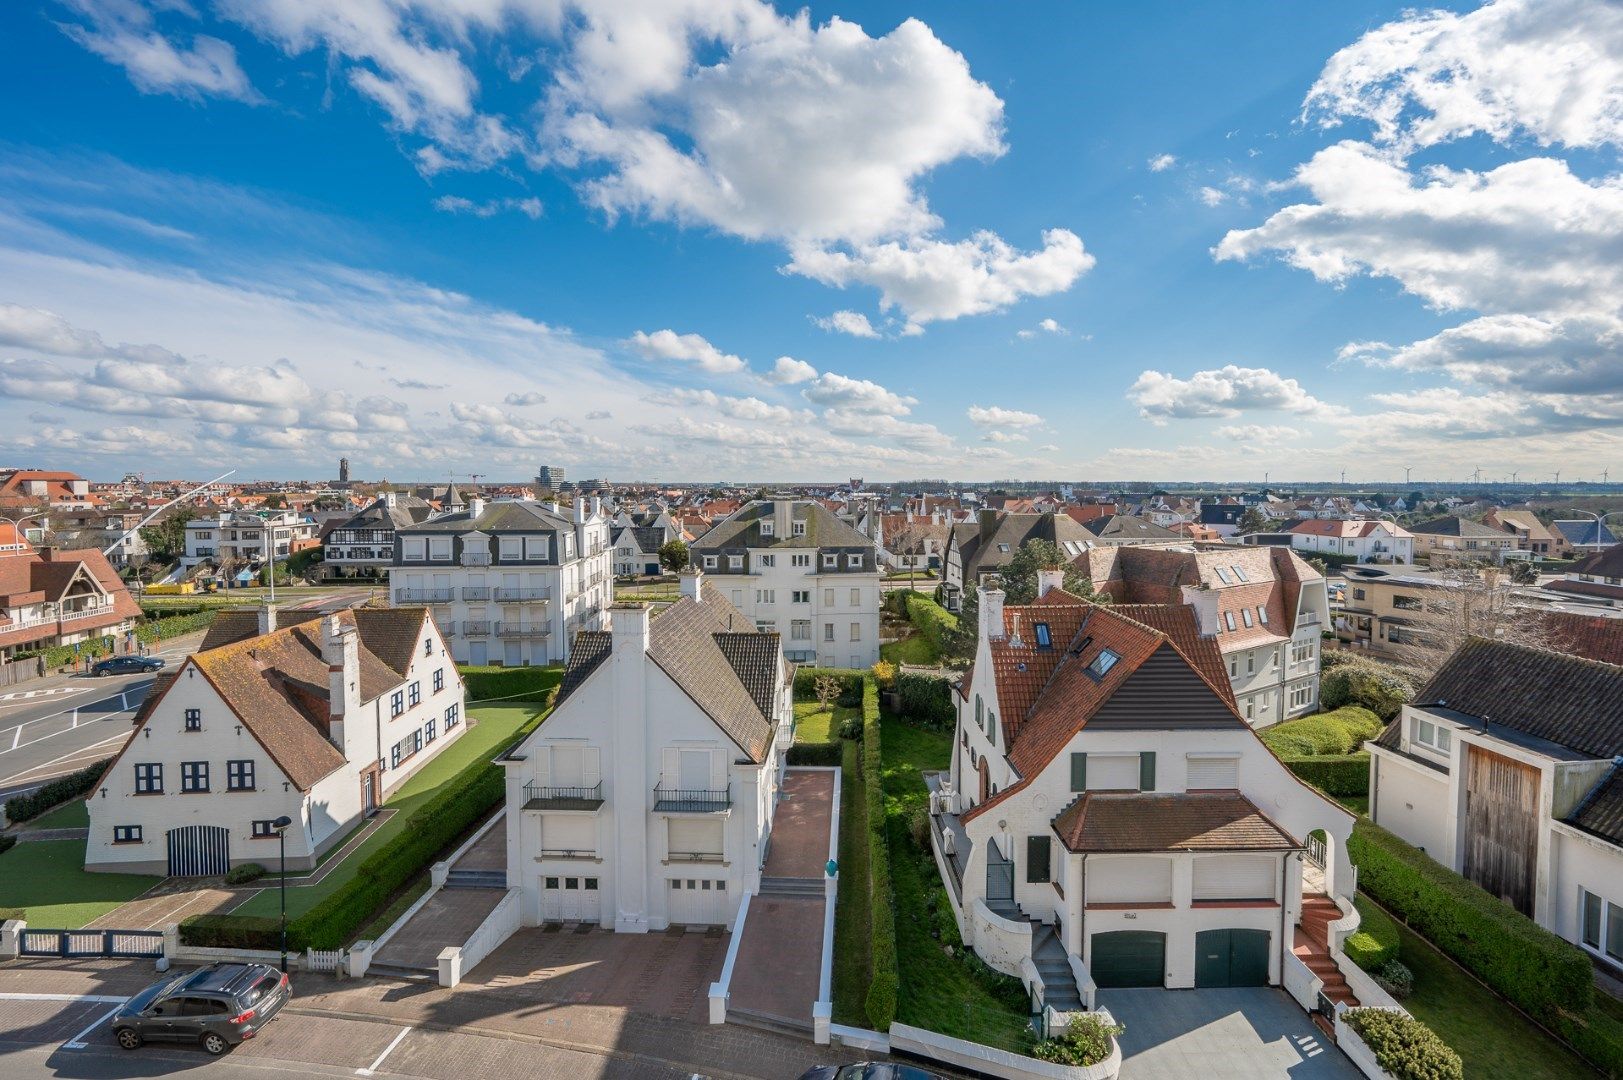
[1387, 565, 1549, 674]
[813, 674, 842, 712]
[885, 517, 937, 571]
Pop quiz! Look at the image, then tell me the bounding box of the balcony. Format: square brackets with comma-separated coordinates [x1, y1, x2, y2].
[494, 588, 552, 602]
[59, 603, 116, 624]
[524, 780, 603, 811]
[461, 586, 491, 601]
[397, 589, 454, 603]
[462, 620, 492, 636]
[461, 552, 492, 566]
[495, 623, 549, 639]
[653, 783, 731, 813]
[668, 850, 725, 863]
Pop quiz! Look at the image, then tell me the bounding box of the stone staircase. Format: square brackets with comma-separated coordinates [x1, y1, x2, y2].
[988, 900, 1085, 1013]
[446, 868, 506, 889]
[759, 876, 823, 898]
[1295, 893, 1358, 1036]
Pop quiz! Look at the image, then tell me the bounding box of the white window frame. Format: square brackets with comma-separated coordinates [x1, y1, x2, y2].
[1412, 717, 1452, 754]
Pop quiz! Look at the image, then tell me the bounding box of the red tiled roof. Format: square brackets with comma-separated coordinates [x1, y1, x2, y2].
[1052, 791, 1299, 852]
[1542, 612, 1623, 666]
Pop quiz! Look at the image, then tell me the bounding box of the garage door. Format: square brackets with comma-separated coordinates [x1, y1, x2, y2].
[668, 877, 729, 926]
[1195, 928, 1271, 987]
[1090, 931, 1165, 988]
[166, 825, 229, 877]
[541, 875, 600, 922]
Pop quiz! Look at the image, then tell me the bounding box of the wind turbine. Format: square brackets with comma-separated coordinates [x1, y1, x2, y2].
[1510, 470, 1519, 485]
[1403, 465, 1413, 486]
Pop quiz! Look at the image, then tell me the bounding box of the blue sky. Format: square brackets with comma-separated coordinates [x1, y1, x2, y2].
[1, 0, 1619, 483]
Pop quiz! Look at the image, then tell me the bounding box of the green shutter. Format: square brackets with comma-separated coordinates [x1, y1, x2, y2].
[1026, 835, 1051, 883]
[1139, 751, 1157, 792]
[1070, 752, 1087, 792]
[987, 712, 996, 747]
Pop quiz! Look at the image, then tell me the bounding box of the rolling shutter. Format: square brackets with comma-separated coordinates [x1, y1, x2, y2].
[1088, 755, 1139, 791]
[1086, 856, 1173, 903]
[669, 819, 722, 857]
[1187, 756, 1238, 789]
[1192, 855, 1276, 900]
[542, 815, 595, 852]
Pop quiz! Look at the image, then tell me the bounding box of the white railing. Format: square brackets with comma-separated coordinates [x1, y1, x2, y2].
[60, 604, 116, 623]
[1305, 832, 1327, 870]
[708, 890, 753, 1024]
[444, 887, 520, 988]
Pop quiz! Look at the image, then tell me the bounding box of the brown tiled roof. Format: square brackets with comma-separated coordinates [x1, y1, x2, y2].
[199, 608, 325, 651]
[1052, 791, 1298, 853]
[648, 584, 778, 761]
[1541, 612, 1623, 666]
[1570, 545, 1623, 578]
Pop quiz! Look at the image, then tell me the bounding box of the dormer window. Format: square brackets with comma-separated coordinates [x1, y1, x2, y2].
[703, 555, 717, 569]
[761, 521, 775, 536]
[793, 521, 807, 536]
[1087, 648, 1120, 678]
[1034, 622, 1052, 649]
[729, 554, 743, 569]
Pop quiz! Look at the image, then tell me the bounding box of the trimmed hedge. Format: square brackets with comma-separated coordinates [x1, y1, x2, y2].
[1345, 894, 1400, 971]
[894, 671, 955, 730]
[179, 914, 282, 949]
[136, 609, 217, 644]
[793, 667, 865, 706]
[1260, 707, 1383, 756]
[1342, 1008, 1462, 1080]
[904, 593, 958, 657]
[861, 677, 899, 1031]
[0, 904, 25, 920]
[1348, 819, 1594, 1024]
[4, 759, 111, 823]
[457, 665, 563, 702]
[1553, 1000, 1623, 1078]
[1282, 753, 1370, 797]
[787, 742, 843, 767]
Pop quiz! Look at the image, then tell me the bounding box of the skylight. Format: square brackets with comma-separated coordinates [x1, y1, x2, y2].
[1087, 648, 1120, 677]
[1214, 566, 1233, 584]
[1224, 611, 1236, 631]
[1232, 565, 1249, 582]
[1241, 608, 1254, 628]
[1034, 622, 1052, 649]
[998, 543, 1010, 553]
[1258, 607, 1269, 625]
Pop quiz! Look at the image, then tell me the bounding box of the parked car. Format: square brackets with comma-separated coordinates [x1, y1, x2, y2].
[110, 962, 290, 1055]
[91, 655, 166, 676]
[798, 1065, 946, 1080]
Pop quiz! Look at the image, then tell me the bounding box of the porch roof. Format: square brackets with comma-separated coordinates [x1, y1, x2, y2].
[1052, 791, 1299, 854]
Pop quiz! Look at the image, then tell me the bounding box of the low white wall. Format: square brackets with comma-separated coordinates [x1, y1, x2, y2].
[830, 1022, 891, 1054]
[709, 889, 753, 1023]
[927, 810, 966, 935]
[1282, 951, 1322, 1013]
[1335, 1010, 1402, 1080]
[451, 886, 520, 985]
[971, 898, 1034, 978]
[889, 1021, 1120, 1080]
[1337, 959, 1406, 1012]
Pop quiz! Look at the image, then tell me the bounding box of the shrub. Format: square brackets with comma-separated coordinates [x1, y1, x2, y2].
[792, 667, 864, 706]
[457, 665, 564, 702]
[907, 805, 930, 850]
[1320, 659, 1415, 719]
[178, 914, 283, 950]
[1282, 754, 1370, 797]
[894, 671, 956, 730]
[1260, 707, 1383, 756]
[0, 905, 25, 921]
[838, 716, 863, 740]
[1031, 1014, 1124, 1067]
[1342, 1008, 1462, 1080]
[871, 660, 897, 690]
[904, 593, 958, 656]
[4, 759, 111, 823]
[786, 742, 842, 767]
[0, 837, 14, 858]
[1344, 894, 1400, 971]
[225, 863, 266, 886]
[1348, 819, 1593, 1024]
[861, 677, 898, 1032]
[1376, 959, 1414, 1000]
[1553, 999, 1623, 1078]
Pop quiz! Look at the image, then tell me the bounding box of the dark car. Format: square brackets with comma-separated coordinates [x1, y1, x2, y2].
[798, 1065, 945, 1080]
[111, 963, 290, 1055]
[91, 655, 165, 676]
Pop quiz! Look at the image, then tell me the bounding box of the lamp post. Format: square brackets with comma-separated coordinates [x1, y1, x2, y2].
[1566, 508, 1623, 552]
[272, 815, 293, 972]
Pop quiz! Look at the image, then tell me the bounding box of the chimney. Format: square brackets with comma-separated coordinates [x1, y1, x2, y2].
[257, 603, 277, 637]
[1181, 585, 1222, 636]
[382, 491, 397, 509]
[980, 585, 1005, 642]
[322, 613, 361, 751]
[680, 566, 704, 602]
[590, 496, 603, 519]
[977, 508, 998, 540]
[549, 500, 561, 516]
[468, 495, 486, 519]
[773, 499, 792, 539]
[574, 497, 587, 524]
[1037, 568, 1065, 598]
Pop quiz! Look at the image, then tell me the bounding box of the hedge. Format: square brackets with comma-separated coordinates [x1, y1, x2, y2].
[793, 667, 865, 706]
[1345, 894, 1400, 971]
[1260, 707, 1383, 757]
[787, 742, 843, 767]
[4, 759, 112, 823]
[1319, 659, 1416, 720]
[861, 677, 898, 1031]
[1282, 753, 1370, 797]
[457, 665, 564, 702]
[1347, 819, 1593, 1024]
[1553, 1000, 1623, 1078]
[904, 593, 958, 657]
[894, 671, 955, 730]
[1342, 1008, 1462, 1080]
[0, 904, 24, 920]
[136, 609, 218, 644]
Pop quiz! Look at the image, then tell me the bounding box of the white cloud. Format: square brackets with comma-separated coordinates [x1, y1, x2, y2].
[967, 405, 1044, 428]
[1304, 0, 1623, 152]
[1197, 186, 1227, 208]
[802, 372, 915, 414]
[980, 431, 1027, 443]
[433, 195, 543, 219]
[813, 310, 880, 338]
[626, 329, 746, 374]
[1016, 316, 1067, 339]
[668, 388, 801, 423]
[1213, 424, 1303, 443]
[1128, 365, 1341, 423]
[58, 1, 259, 103]
[766, 356, 817, 384]
[585, 409, 612, 420]
[786, 228, 1093, 325]
[503, 391, 548, 406]
[1037, 443, 1059, 453]
[1148, 153, 1177, 172]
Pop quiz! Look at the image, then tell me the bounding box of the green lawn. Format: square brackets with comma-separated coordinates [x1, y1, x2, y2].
[233, 702, 543, 919]
[0, 840, 159, 927]
[1392, 919, 1595, 1079]
[27, 799, 90, 831]
[794, 701, 859, 745]
[880, 714, 1034, 1051]
[832, 739, 873, 1025]
[880, 632, 940, 666]
[1336, 794, 1369, 817]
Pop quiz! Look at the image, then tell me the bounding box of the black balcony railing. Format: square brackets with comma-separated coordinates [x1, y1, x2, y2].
[495, 623, 549, 638]
[668, 850, 725, 862]
[462, 620, 492, 635]
[653, 783, 731, 813]
[523, 781, 604, 811]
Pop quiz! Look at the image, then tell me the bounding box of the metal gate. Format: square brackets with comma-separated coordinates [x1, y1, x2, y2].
[166, 824, 230, 877]
[19, 928, 164, 959]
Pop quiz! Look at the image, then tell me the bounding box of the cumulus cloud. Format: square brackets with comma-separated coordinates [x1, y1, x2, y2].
[802, 372, 915, 414]
[627, 329, 746, 374]
[1213, 424, 1303, 443]
[967, 405, 1044, 428]
[1197, 186, 1226, 207]
[433, 195, 543, 219]
[980, 431, 1027, 443]
[1128, 365, 1340, 423]
[1148, 153, 1177, 172]
[813, 310, 880, 338]
[766, 356, 817, 384]
[503, 391, 548, 406]
[1016, 317, 1067, 339]
[58, 1, 260, 104]
[668, 388, 801, 423]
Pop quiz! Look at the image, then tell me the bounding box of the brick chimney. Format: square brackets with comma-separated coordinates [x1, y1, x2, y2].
[322, 613, 361, 752]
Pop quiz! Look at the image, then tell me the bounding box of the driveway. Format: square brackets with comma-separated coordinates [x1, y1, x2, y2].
[1099, 988, 1360, 1080]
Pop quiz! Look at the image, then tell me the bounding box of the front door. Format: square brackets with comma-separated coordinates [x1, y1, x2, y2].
[985, 842, 1014, 905]
[1195, 928, 1271, 987]
[361, 772, 376, 815]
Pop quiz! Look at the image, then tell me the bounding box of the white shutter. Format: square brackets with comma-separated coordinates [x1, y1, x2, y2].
[1086, 856, 1173, 903]
[1087, 755, 1139, 791]
[550, 745, 585, 786]
[542, 815, 595, 851]
[662, 747, 679, 787]
[1192, 855, 1276, 900]
[669, 819, 722, 856]
[1187, 756, 1239, 789]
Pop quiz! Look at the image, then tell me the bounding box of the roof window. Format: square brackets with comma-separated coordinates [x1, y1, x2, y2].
[1241, 608, 1254, 628]
[1034, 622, 1052, 649]
[1232, 565, 1249, 582]
[998, 543, 1010, 553]
[1214, 566, 1233, 584]
[1086, 648, 1120, 678]
[1257, 606, 1269, 625]
[1224, 611, 1236, 631]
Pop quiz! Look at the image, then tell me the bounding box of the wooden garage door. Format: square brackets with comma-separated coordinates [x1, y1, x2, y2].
[1090, 931, 1165, 988]
[1463, 746, 1539, 915]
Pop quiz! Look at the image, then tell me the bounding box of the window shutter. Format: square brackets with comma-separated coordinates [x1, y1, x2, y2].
[1070, 753, 1087, 792]
[1139, 752, 1157, 792]
[1026, 836, 1051, 883]
[987, 713, 996, 747]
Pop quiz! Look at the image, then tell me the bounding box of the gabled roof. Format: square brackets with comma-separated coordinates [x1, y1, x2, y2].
[402, 500, 575, 534]
[1541, 612, 1623, 667]
[200, 608, 326, 651]
[1409, 516, 1509, 538]
[1079, 515, 1180, 541]
[1287, 518, 1410, 538]
[1554, 520, 1618, 546]
[1052, 791, 1298, 853]
[690, 500, 872, 551]
[1569, 545, 1623, 578]
[335, 495, 435, 531]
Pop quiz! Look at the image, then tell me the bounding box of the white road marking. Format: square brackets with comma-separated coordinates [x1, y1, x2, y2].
[355, 1025, 411, 1076]
[63, 1003, 128, 1049]
[0, 731, 130, 789]
[0, 993, 130, 1003]
[0, 704, 139, 759]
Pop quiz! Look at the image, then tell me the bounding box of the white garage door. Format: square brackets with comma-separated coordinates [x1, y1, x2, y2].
[541, 874, 600, 922]
[668, 877, 729, 926]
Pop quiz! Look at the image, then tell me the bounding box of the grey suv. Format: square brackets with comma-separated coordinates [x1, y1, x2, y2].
[111, 962, 290, 1055]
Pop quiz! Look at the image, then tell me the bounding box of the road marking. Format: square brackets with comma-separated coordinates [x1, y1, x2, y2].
[63, 1002, 129, 1049]
[0, 993, 130, 1003]
[0, 731, 130, 790]
[355, 1025, 411, 1076]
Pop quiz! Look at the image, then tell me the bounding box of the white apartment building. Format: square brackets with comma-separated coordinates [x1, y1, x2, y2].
[1284, 519, 1413, 564]
[500, 574, 789, 930]
[689, 499, 881, 668]
[182, 511, 319, 568]
[86, 607, 466, 875]
[391, 497, 611, 667]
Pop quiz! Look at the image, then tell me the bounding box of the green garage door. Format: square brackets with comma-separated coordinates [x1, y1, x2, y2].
[1195, 928, 1271, 987]
[1090, 931, 1166, 988]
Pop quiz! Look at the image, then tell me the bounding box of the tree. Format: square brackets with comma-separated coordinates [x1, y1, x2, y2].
[658, 539, 689, 573]
[262, 493, 287, 510]
[1383, 566, 1548, 676]
[999, 539, 1109, 606]
[1237, 506, 1271, 535]
[886, 517, 935, 571]
[140, 509, 196, 561]
[813, 674, 842, 712]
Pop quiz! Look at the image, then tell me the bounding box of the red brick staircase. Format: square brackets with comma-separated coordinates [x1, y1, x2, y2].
[1294, 893, 1358, 1037]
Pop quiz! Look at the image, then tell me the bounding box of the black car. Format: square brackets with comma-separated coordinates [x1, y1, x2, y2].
[91, 655, 165, 676]
[798, 1065, 945, 1080]
[111, 963, 290, 1055]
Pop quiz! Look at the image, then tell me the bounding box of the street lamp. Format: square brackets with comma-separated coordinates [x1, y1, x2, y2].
[272, 815, 293, 972]
[1565, 508, 1623, 553]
